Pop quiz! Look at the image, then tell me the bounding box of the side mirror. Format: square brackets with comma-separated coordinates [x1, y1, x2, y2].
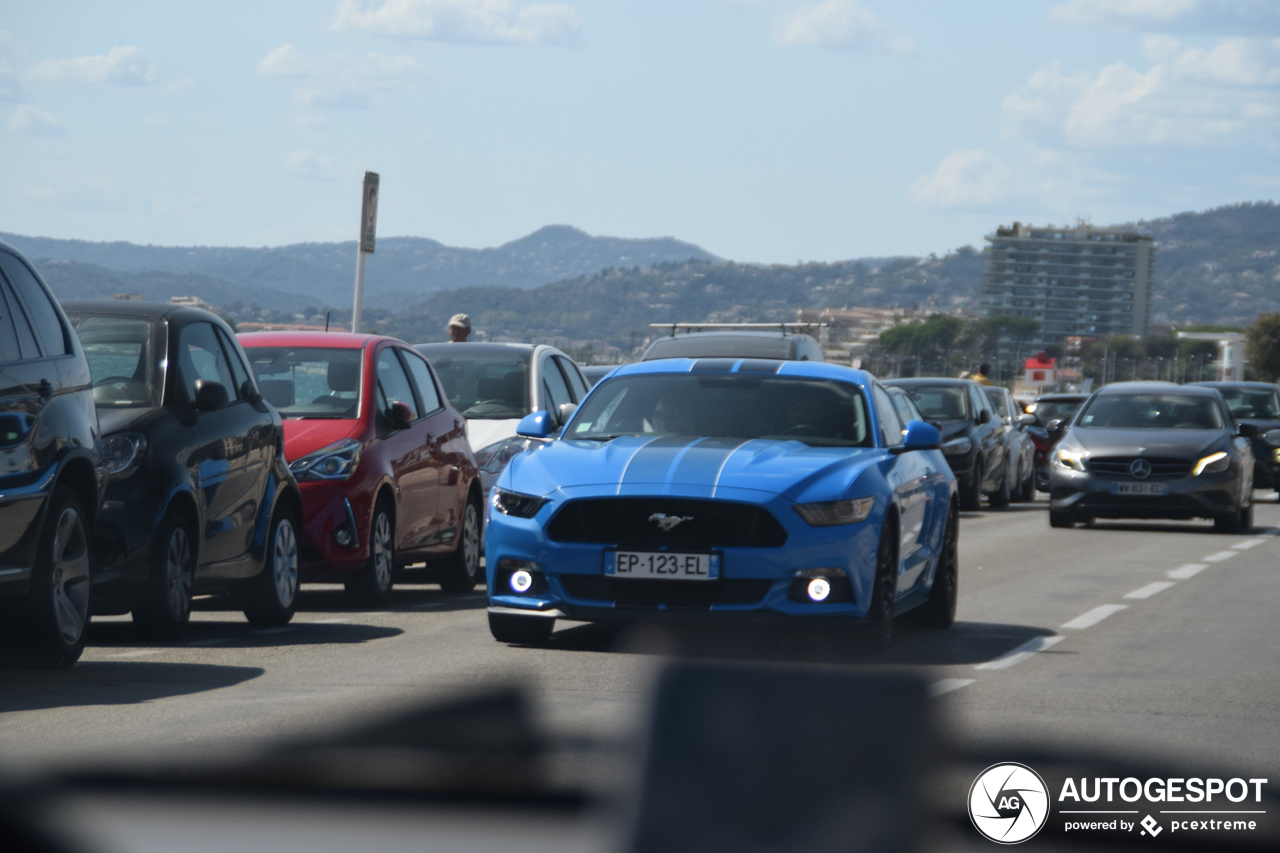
[1018, 413, 1037, 426]
[1046, 418, 1065, 432]
[516, 410, 556, 439]
[387, 401, 414, 428]
[977, 409, 991, 425]
[193, 379, 229, 412]
[557, 402, 578, 424]
[894, 419, 942, 453]
[241, 379, 263, 404]
[1238, 422, 1259, 439]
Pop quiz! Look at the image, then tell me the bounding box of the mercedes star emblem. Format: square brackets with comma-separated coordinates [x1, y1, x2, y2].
[1129, 458, 1152, 480]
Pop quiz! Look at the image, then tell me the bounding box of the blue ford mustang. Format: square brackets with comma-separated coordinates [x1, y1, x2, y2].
[484, 358, 959, 645]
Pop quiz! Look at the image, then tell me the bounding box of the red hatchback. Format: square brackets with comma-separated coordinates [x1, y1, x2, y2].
[238, 332, 482, 602]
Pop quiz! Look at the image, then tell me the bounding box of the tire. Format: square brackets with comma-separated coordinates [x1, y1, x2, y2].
[1241, 502, 1254, 532]
[1016, 462, 1035, 502]
[489, 611, 554, 645]
[347, 500, 394, 605]
[1215, 501, 1251, 534]
[959, 459, 982, 511]
[20, 487, 92, 668]
[988, 461, 1011, 508]
[438, 495, 482, 594]
[1049, 509, 1075, 528]
[913, 502, 957, 629]
[241, 507, 300, 626]
[864, 519, 898, 649]
[133, 510, 195, 639]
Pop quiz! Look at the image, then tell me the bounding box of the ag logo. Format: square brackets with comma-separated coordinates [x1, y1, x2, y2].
[969, 763, 1050, 844]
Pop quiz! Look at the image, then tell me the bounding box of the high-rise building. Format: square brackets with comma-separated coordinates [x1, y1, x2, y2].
[982, 222, 1153, 348]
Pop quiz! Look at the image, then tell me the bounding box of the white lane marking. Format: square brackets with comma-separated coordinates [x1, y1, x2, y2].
[976, 635, 1064, 670]
[1233, 538, 1267, 550]
[251, 626, 300, 634]
[1203, 550, 1237, 562]
[1060, 604, 1129, 630]
[1168, 563, 1208, 579]
[1124, 581, 1175, 600]
[108, 649, 164, 659]
[929, 678, 975, 696]
[185, 638, 231, 647]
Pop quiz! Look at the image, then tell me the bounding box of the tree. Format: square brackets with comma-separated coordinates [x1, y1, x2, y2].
[1246, 313, 1280, 381]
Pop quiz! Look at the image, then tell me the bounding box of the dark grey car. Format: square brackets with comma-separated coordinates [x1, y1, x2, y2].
[1048, 381, 1255, 531]
[1191, 381, 1280, 497]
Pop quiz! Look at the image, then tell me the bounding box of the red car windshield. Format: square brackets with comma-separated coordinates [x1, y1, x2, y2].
[245, 346, 363, 419]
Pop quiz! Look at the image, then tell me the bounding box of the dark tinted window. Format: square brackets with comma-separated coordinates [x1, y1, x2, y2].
[897, 385, 968, 420]
[556, 356, 589, 402]
[0, 280, 21, 362]
[66, 314, 163, 407]
[542, 356, 573, 416]
[873, 385, 903, 446]
[1077, 393, 1224, 430]
[887, 388, 921, 426]
[377, 348, 419, 420]
[1216, 387, 1280, 419]
[402, 350, 443, 413]
[985, 388, 1012, 419]
[419, 348, 530, 420]
[0, 253, 66, 356]
[176, 322, 237, 402]
[643, 335, 791, 360]
[216, 326, 252, 399]
[243, 346, 362, 419]
[1029, 398, 1084, 423]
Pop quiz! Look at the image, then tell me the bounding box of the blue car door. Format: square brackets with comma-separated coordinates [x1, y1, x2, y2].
[872, 384, 930, 591]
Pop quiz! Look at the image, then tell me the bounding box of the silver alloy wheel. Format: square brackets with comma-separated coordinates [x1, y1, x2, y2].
[461, 503, 480, 578]
[166, 525, 193, 621]
[371, 511, 393, 592]
[273, 518, 299, 607]
[51, 506, 91, 645]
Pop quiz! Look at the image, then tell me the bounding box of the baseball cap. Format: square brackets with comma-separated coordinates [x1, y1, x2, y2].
[448, 313, 472, 329]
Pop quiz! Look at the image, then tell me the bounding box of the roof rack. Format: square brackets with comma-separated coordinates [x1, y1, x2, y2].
[649, 322, 829, 337]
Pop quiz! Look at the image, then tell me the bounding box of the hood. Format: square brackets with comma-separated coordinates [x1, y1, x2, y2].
[505, 435, 883, 503]
[283, 419, 359, 462]
[466, 418, 521, 453]
[97, 406, 159, 436]
[1066, 427, 1226, 459]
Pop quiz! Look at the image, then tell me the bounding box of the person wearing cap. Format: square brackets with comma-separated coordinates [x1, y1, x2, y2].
[448, 314, 472, 343]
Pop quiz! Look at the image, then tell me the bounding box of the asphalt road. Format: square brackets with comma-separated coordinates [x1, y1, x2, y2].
[2, 494, 1278, 786]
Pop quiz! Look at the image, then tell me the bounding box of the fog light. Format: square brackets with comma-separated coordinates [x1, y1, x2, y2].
[510, 570, 534, 594]
[334, 528, 353, 547]
[807, 577, 831, 602]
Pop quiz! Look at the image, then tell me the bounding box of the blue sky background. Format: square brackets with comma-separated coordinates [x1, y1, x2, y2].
[2, 1, 1278, 262]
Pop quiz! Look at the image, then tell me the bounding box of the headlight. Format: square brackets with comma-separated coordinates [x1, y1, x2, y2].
[493, 488, 547, 518]
[941, 437, 972, 456]
[289, 438, 362, 481]
[474, 437, 532, 474]
[794, 496, 875, 526]
[1192, 451, 1229, 476]
[1265, 429, 1280, 448]
[1052, 447, 1088, 472]
[102, 432, 147, 478]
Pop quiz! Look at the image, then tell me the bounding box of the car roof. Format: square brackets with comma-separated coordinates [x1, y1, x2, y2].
[1190, 381, 1277, 389]
[606, 357, 872, 385]
[882, 377, 975, 387]
[238, 330, 387, 349]
[62, 298, 221, 324]
[1094, 381, 1218, 397]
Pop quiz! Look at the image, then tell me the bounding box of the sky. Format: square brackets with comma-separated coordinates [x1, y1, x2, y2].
[2, 1, 1278, 263]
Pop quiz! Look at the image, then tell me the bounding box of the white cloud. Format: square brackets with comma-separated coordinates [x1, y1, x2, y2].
[1049, 0, 1198, 26]
[775, 0, 913, 53]
[1004, 37, 1280, 147]
[28, 45, 159, 84]
[167, 78, 195, 92]
[288, 112, 325, 127]
[909, 149, 1011, 208]
[330, 0, 582, 44]
[285, 149, 340, 180]
[258, 44, 426, 110]
[1049, 1, 1280, 35]
[8, 104, 66, 135]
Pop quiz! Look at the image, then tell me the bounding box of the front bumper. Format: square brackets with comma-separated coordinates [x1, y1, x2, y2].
[1049, 465, 1241, 520]
[296, 480, 370, 577]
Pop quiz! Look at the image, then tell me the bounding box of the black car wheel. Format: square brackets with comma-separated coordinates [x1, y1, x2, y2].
[133, 510, 195, 639]
[865, 520, 897, 649]
[1016, 461, 1035, 502]
[19, 487, 92, 668]
[489, 612, 554, 645]
[347, 500, 394, 605]
[911, 502, 957, 629]
[1214, 500, 1252, 534]
[989, 462, 1011, 508]
[1049, 509, 1075, 528]
[241, 507, 300, 626]
[438, 496, 482, 594]
[959, 459, 982, 511]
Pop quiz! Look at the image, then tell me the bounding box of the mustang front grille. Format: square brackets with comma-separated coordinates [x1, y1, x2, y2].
[546, 498, 788, 548]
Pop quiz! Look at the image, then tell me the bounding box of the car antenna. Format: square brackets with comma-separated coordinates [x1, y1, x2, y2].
[325, 310, 331, 332]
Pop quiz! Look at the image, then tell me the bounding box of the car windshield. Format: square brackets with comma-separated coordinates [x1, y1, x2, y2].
[1030, 398, 1084, 423]
[421, 350, 530, 420]
[567, 374, 872, 447]
[243, 346, 362, 419]
[66, 314, 163, 408]
[1217, 387, 1280, 419]
[1077, 393, 1225, 430]
[896, 385, 968, 420]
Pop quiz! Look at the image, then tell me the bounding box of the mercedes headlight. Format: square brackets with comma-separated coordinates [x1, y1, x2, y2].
[794, 497, 875, 526]
[942, 437, 972, 456]
[289, 438, 362, 481]
[493, 488, 548, 518]
[1052, 447, 1088, 472]
[1192, 451, 1229, 476]
[102, 432, 147, 478]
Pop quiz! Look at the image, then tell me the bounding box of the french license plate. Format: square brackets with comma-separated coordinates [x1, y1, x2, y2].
[1112, 482, 1168, 496]
[605, 550, 720, 581]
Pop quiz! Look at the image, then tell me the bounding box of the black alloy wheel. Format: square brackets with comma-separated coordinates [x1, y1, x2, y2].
[438, 495, 482, 594]
[241, 507, 300, 626]
[911, 503, 958, 629]
[488, 612, 554, 645]
[347, 499, 394, 604]
[19, 487, 92, 668]
[959, 458, 982, 511]
[865, 520, 898, 649]
[133, 510, 195, 639]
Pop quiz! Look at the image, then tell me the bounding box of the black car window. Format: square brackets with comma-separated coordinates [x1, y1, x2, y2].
[969, 385, 990, 419]
[1216, 387, 1280, 419]
[177, 322, 237, 403]
[1077, 393, 1225, 430]
[419, 348, 530, 420]
[898, 385, 968, 420]
[0, 278, 22, 363]
[245, 346, 362, 419]
[215, 326, 253, 399]
[555, 355, 589, 402]
[377, 347, 419, 420]
[542, 356, 573, 417]
[401, 349, 443, 414]
[0, 253, 67, 357]
[66, 314, 163, 408]
[1030, 399, 1083, 423]
[887, 388, 920, 427]
[872, 385, 903, 447]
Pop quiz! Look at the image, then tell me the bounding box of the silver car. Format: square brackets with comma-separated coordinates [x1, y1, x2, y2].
[1048, 382, 1255, 532]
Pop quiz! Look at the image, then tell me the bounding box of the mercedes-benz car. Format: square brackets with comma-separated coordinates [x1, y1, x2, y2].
[1048, 382, 1255, 531]
[483, 358, 958, 645]
[1190, 381, 1280, 498]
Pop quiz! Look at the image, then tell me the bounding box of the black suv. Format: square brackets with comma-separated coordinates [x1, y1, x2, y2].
[0, 242, 106, 667]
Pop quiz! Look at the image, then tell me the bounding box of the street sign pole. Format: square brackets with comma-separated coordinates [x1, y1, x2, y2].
[351, 171, 379, 333]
